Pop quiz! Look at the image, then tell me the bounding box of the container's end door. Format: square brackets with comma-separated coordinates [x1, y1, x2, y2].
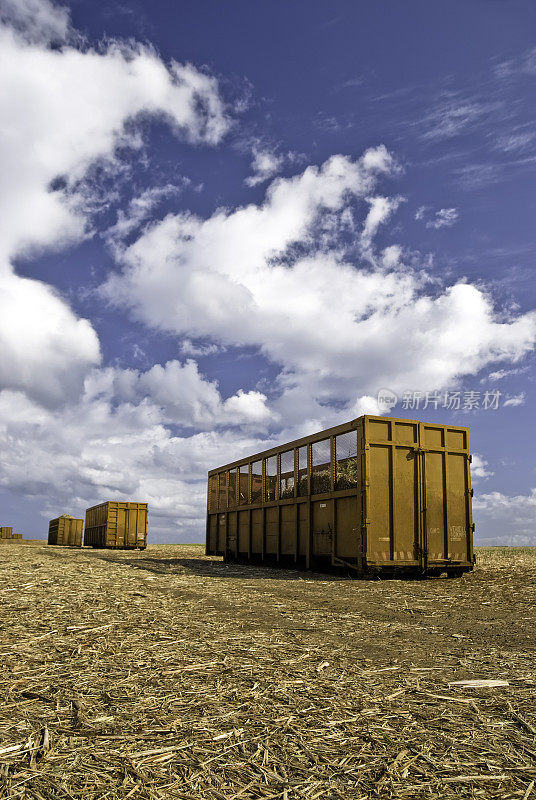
[364, 417, 421, 568]
[420, 424, 472, 567]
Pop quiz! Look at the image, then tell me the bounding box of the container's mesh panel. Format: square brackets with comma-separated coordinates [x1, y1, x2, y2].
[265, 455, 277, 502]
[239, 464, 249, 505]
[297, 446, 308, 496]
[311, 439, 331, 495]
[228, 469, 237, 506]
[208, 475, 218, 510]
[280, 450, 295, 499]
[218, 472, 227, 509]
[251, 461, 262, 504]
[335, 431, 358, 490]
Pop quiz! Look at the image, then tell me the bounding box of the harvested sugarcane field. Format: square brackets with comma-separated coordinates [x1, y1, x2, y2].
[1, 543, 536, 799]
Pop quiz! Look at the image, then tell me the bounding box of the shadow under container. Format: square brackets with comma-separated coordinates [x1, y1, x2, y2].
[48, 515, 83, 546]
[206, 415, 474, 579]
[84, 502, 148, 550]
[0, 527, 13, 539]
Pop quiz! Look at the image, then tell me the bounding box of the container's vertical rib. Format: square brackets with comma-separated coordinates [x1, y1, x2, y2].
[443, 448, 449, 562]
[389, 422, 395, 563]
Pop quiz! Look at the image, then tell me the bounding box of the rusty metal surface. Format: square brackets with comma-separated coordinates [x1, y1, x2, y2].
[84, 502, 148, 550]
[206, 415, 473, 578]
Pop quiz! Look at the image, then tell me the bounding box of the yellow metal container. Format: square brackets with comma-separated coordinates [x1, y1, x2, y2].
[0, 527, 13, 539]
[84, 502, 148, 550]
[48, 515, 83, 547]
[206, 415, 474, 578]
[12, 534, 22, 540]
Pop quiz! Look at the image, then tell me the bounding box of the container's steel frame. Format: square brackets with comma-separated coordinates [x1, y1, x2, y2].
[206, 415, 474, 578]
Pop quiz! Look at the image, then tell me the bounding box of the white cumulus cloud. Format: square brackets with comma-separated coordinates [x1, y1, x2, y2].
[102, 152, 536, 428]
[473, 489, 536, 545]
[0, 0, 230, 406]
[0, 0, 70, 43]
[245, 146, 284, 187]
[0, 380, 275, 541]
[471, 453, 493, 481]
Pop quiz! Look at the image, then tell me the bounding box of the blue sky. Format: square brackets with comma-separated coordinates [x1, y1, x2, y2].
[0, 0, 535, 543]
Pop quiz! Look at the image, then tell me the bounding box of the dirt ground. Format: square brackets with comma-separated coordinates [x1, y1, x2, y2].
[1, 542, 536, 799]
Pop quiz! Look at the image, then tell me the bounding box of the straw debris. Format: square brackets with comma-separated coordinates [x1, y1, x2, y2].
[1, 543, 536, 798]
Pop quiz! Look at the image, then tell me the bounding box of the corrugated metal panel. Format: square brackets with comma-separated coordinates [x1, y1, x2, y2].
[0, 527, 13, 539]
[84, 502, 148, 549]
[206, 415, 474, 578]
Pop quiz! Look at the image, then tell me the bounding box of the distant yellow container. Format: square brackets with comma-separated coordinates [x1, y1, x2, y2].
[84, 502, 148, 550]
[12, 533, 22, 540]
[0, 527, 13, 539]
[48, 515, 83, 547]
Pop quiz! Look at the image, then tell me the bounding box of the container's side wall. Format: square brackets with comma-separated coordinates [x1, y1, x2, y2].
[251, 508, 263, 554]
[280, 505, 296, 555]
[217, 514, 227, 553]
[228, 511, 237, 555]
[334, 496, 359, 559]
[366, 444, 392, 562]
[85, 503, 109, 548]
[238, 510, 249, 554]
[298, 503, 309, 557]
[208, 514, 218, 553]
[312, 500, 332, 556]
[48, 519, 58, 545]
[265, 507, 278, 554]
